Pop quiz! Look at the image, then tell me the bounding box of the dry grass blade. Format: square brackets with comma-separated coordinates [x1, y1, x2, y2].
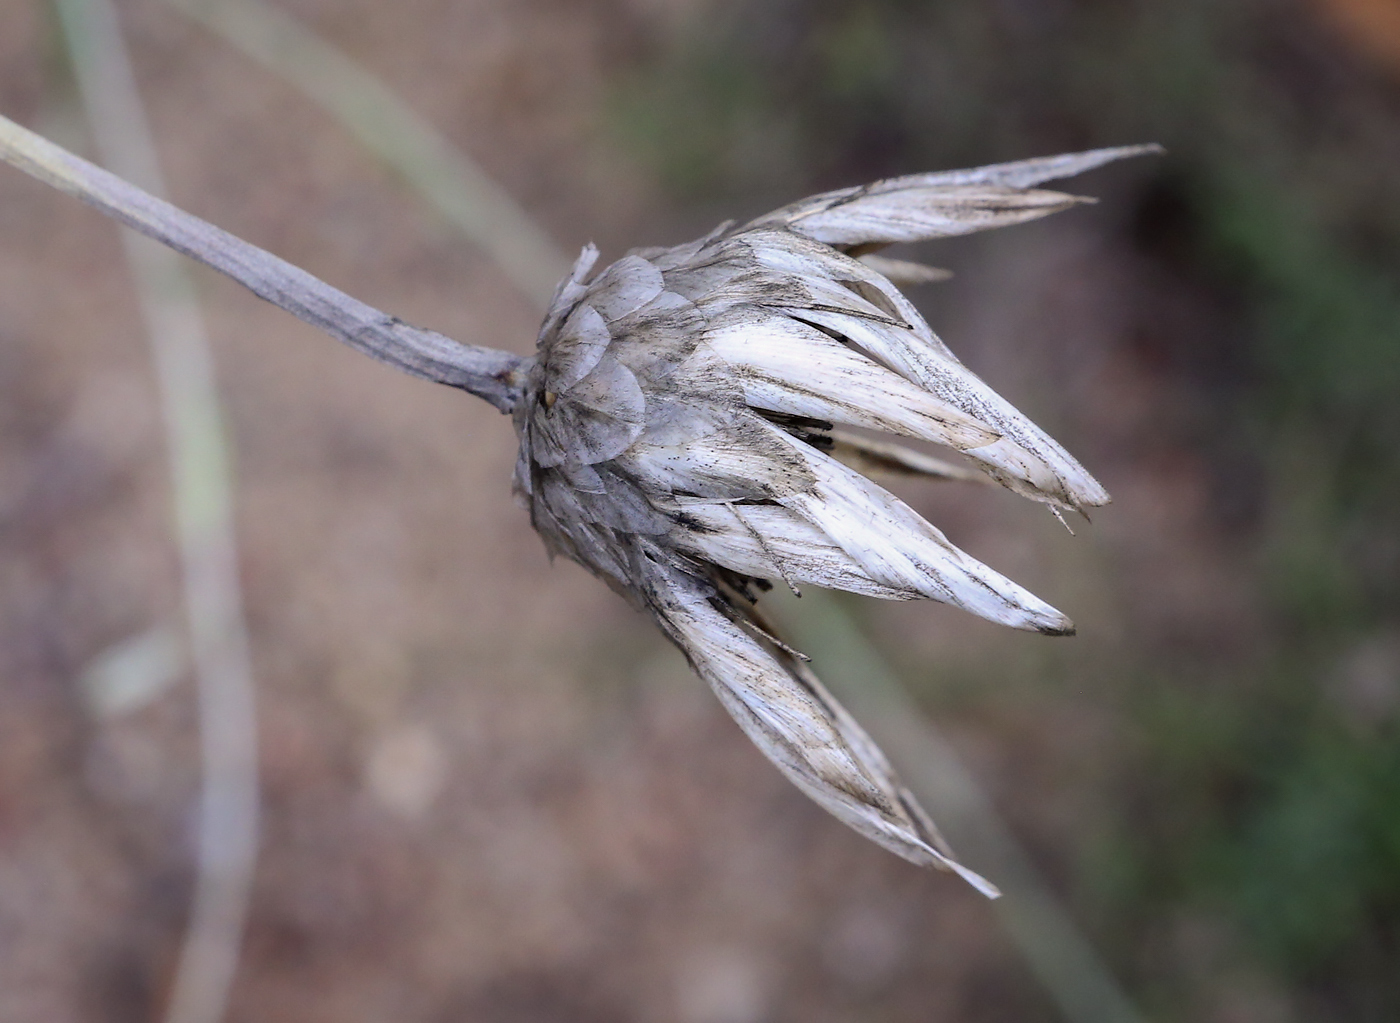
[163, 0, 573, 305]
[776, 590, 1149, 1023]
[53, 1, 257, 1021]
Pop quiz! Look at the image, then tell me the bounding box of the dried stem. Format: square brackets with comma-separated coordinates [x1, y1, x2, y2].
[0, 112, 526, 413]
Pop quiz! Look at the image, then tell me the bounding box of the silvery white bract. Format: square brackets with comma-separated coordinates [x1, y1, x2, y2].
[513, 145, 1155, 895]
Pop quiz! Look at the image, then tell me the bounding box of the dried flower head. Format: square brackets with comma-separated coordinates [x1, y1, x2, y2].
[514, 145, 1155, 893]
[0, 108, 1153, 897]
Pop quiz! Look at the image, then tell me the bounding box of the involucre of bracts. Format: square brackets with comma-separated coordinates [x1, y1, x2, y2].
[514, 145, 1158, 895]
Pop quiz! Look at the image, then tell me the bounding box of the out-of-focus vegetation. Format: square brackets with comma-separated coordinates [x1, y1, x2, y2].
[613, 1, 1400, 1019]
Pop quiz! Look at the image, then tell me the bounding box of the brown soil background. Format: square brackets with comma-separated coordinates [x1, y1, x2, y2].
[0, 0, 1361, 1020]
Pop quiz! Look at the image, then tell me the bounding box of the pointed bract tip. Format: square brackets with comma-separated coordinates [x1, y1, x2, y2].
[1061, 142, 1165, 170]
[945, 859, 1003, 899]
[1095, 142, 1165, 159]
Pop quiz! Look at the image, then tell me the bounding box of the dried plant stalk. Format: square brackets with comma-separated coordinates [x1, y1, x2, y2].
[0, 112, 525, 411]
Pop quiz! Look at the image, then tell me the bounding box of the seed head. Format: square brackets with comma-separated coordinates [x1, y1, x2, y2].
[513, 145, 1157, 894]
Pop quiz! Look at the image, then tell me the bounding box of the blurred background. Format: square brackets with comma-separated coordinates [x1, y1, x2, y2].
[2, 0, 1399, 1020]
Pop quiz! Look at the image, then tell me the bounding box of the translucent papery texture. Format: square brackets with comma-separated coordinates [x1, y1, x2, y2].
[639, 545, 1000, 898]
[712, 228, 1110, 512]
[513, 146, 1153, 888]
[748, 143, 1161, 246]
